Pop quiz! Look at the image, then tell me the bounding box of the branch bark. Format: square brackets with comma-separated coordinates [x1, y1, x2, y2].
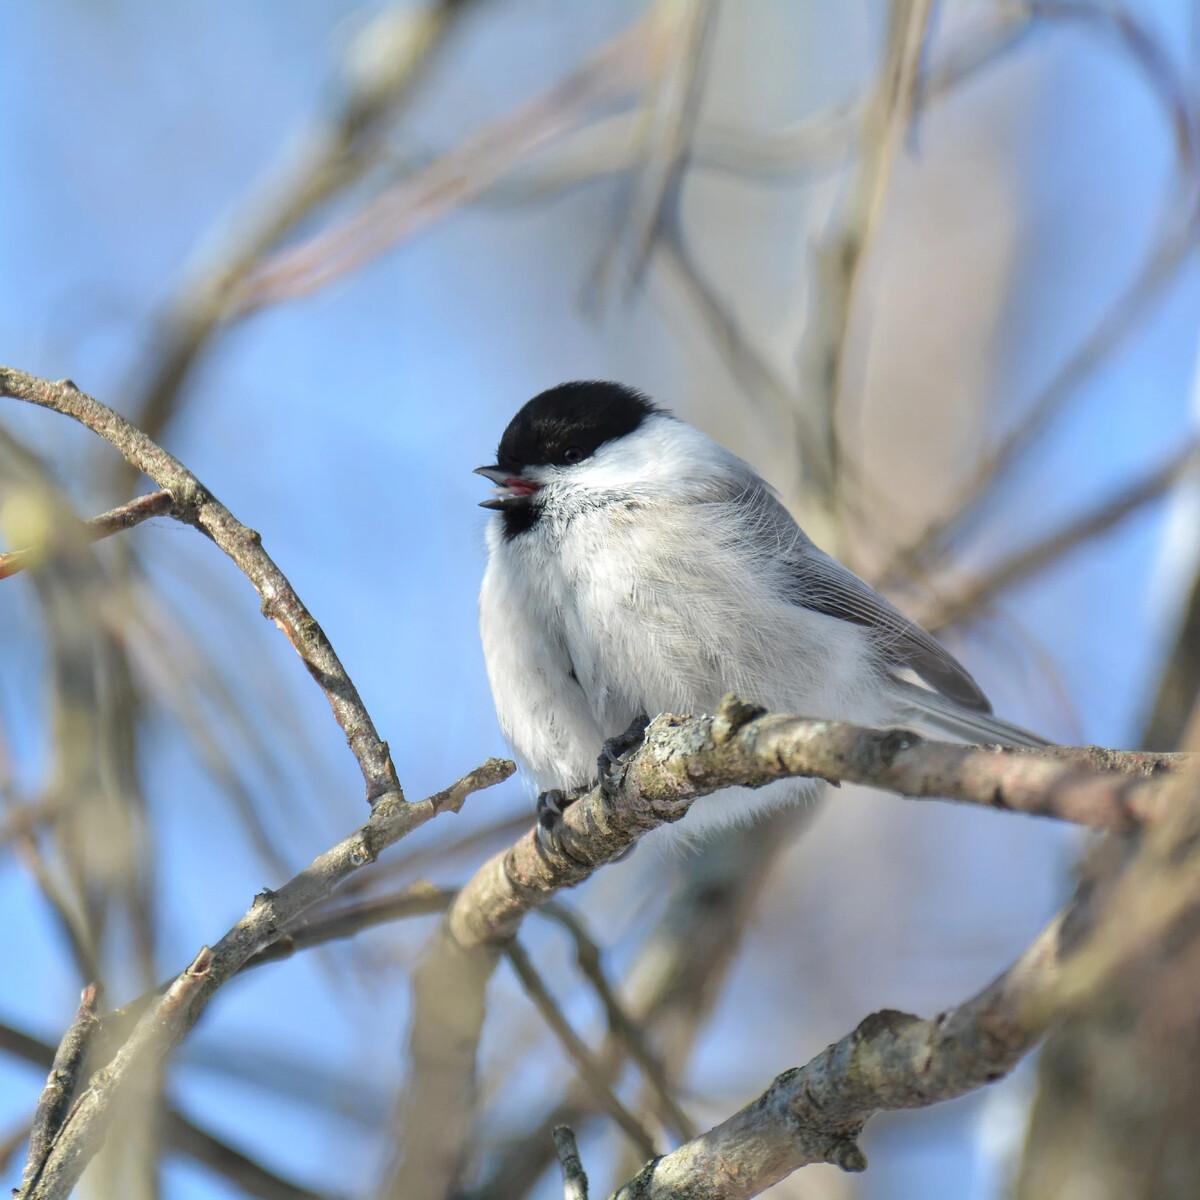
[0, 367, 400, 807]
[448, 702, 1184, 952]
[392, 696, 1189, 1197]
[0, 1017, 340, 1200]
[16, 759, 511, 1200]
[608, 909, 1069, 1198]
[554, 1126, 589, 1200]
[17, 984, 102, 1199]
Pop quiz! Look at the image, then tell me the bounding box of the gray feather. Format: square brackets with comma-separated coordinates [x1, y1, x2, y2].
[887, 680, 1049, 748]
[743, 487, 991, 712]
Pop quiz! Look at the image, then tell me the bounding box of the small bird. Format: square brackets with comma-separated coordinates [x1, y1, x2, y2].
[477, 381, 1043, 846]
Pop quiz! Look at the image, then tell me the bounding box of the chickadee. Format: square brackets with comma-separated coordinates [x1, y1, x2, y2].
[477, 381, 1043, 845]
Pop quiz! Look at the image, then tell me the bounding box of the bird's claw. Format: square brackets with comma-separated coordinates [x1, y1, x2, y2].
[597, 713, 651, 799]
[536, 789, 571, 856]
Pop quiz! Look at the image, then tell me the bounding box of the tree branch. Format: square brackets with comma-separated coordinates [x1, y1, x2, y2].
[0, 367, 400, 807]
[121, 0, 477, 454]
[17, 984, 102, 1199]
[608, 907, 1069, 1198]
[234, 15, 662, 312]
[923, 440, 1200, 631]
[393, 698, 1186, 1197]
[540, 901, 697, 1142]
[0, 1018, 334, 1200]
[554, 1126, 589, 1200]
[0, 490, 174, 581]
[606, 765, 1200, 1199]
[16, 759, 512, 1200]
[448, 699, 1184, 953]
[507, 941, 658, 1160]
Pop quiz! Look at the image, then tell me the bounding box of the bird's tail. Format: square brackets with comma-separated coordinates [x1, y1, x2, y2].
[886, 679, 1050, 749]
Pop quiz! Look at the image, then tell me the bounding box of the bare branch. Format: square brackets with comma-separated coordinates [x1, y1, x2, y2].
[607, 761, 1200, 1198]
[123, 0, 476, 450]
[923, 439, 1200, 631]
[608, 908, 1069, 1198]
[590, 0, 716, 297]
[799, 0, 937, 506]
[540, 902, 697, 1142]
[11, 835, 100, 985]
[1031, 759, 1200, 1022]
[655, 228, 831, 496]
[1142, 548, 1200, 752]
[235, 16, 663, 312]
[507, 941, 658, 1161]
[17, 984, 102, 1199]
[0, 1018, 331, 1200]
[244, 880, 457, 969]
[0, 491, 174, 581]
[0, 367, 400, 807]
[17, 759, 512, 1200]
[450, 701, 1186, 953]
[397, 704, 1185, 1197]
[248, 876, 698, 1146]
[883, 199, 1198, 588]
[554, 1126, 589, 1200]
[1029, 2, 1200, 192]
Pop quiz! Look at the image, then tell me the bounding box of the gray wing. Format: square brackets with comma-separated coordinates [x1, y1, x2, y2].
[739, 487, 992, 712]
[784, 544, 991, 710]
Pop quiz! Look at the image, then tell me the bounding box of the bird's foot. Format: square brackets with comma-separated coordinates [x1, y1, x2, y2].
[536, 788, 575, 856]
[598, 713, 651, 800]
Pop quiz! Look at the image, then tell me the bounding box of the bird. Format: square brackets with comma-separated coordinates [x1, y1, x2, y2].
[476, 380, 1044, 847]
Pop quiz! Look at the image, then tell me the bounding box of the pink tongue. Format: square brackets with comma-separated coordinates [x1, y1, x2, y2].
[506, 478, 539, 496]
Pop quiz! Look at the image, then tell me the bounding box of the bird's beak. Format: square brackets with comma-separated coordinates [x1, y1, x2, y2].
[474, 465, 540, 510]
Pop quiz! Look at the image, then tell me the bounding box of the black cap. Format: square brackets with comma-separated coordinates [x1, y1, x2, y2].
[493, 381, 661, 474]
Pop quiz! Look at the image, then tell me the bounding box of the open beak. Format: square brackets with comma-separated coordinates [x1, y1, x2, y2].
[474, 465, 540, 510]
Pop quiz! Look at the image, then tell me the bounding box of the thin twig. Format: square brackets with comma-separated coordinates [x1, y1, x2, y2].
[507, 941, 658, 1161]
[1029, 1, 1200, 194]
[234, 16, 663, 312]
[14, 759, 511, 1200]
[122, 0, 476, 453]
[243, 881, 457, 969]
[0, 1019, 336, 1200]
[17, 984, 102, 1199]
[488, 2, 1041, 202]
[12, 836, 101, 986]
[1030, 758, 1200, 1023]
[0, 368, 401, 807]
[655, 227, 830, 497]
[0, 1119, 33, 1175]
[590, 0, 716, 297]
[553, 1125, 589, 1200]
[335, 810, 532, 898]
[923, 440, 1200, 631]
[0, 491, 174, 581]
[0, 798, 58, 848]
[465, 820, 796, 1200]
[800, 0, 937, 509]
[540, 902, 697, 1141]
[881, 205, 1198, 589]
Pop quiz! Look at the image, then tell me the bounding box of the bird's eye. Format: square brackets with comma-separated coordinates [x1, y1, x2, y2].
[562, 446, 586, 464]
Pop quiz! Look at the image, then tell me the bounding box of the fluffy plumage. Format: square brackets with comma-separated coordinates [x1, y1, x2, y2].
[478, 382, 1043, 838]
